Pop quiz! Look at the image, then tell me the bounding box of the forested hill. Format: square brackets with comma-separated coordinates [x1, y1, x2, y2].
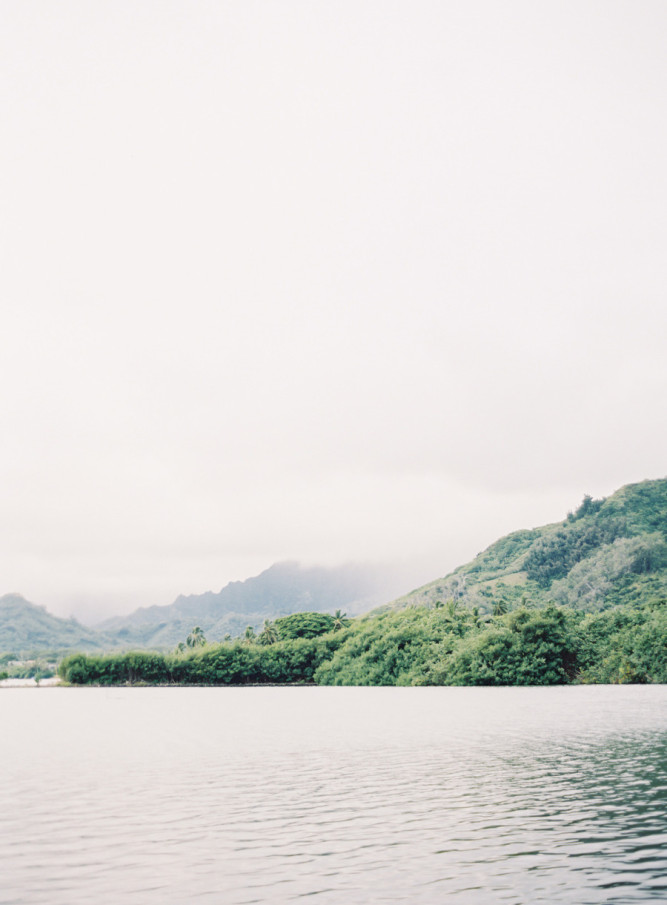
[0, 594, 110, 655]
[384, 477, 667, 616]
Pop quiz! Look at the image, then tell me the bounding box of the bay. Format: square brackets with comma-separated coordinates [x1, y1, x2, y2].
[1, 686, 666, 904]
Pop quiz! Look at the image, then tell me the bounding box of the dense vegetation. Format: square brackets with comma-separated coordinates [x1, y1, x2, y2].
[59, 628, 348, 686]
[59, 598, 667, 686]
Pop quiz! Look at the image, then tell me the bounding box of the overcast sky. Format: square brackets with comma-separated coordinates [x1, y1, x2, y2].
[2, 1, 666, 621]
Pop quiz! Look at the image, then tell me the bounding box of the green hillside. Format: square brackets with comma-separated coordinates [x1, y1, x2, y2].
[384, 478, 667, 616]
[0, 594, 111, 656]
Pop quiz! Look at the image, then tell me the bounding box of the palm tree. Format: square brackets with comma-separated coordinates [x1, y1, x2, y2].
[258, 620, 279, 645]
[332, 610, 350, 632]
[243, 625, 256, 644]
[492, 599, 508, 617]
[441, 599, 463, 636]
[444, 599, 459, 618]
[186, 626, 207, 648]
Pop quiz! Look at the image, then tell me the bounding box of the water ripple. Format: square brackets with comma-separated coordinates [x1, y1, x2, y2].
[1, 686, 666, 904]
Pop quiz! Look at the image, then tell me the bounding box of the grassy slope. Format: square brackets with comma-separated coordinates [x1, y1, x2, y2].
[380, 478, 667, 616]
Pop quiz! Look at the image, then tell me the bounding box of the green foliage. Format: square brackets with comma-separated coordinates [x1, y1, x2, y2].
[257, 620, 279, 645]
[431, 607, 579, 686]
[332, 610, 350, 632]
[568, 494, 604, 522]
[57, 597, 667, 687]
[601, 479, 667, 536]
[319, 600, 667, 687]
[467, 529, 539, 574]
[314, 606, 478, 686]
[577, 600, 667, 683]
[549, 535, 667, 611]
[59, 632, 349, 686]
[186, 626, 206, 648]
[243, 625, 256, 643]
[59, 651, 174, 685]
[274, 612, 335, 640]
[314, 616, 423, 685]
[525, 519, 627, 588]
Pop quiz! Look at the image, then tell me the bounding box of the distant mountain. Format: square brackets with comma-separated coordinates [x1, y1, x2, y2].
[0, 562, 404, 654]
[382, 477, 667, 616]
[96, 561, 403, 648]
[0, 594, 111, 655]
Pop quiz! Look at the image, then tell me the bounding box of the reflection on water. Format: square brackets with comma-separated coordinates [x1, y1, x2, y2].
[1, 686, 666, 904]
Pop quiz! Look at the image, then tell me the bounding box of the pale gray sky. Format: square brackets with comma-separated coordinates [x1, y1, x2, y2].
[2, 1, 666, 621]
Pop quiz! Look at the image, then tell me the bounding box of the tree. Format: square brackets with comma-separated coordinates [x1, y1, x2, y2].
[332, 610, 350, 632]
[258, 620, 279, 645]
[243, 625, 256, 644]
[275, 612, 335, 640]
[441, 599, 464, 635]
[186, 626, 207, 648]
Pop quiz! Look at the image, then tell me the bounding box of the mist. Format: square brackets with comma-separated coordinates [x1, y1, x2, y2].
[2, 1, 666, 621]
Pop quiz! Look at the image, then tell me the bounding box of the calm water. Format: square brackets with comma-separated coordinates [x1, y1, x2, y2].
[1, 686, 666, 905]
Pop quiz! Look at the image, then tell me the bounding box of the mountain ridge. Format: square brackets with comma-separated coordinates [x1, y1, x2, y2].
[95, 560, 404, 646]
[1, 561, 405, 653]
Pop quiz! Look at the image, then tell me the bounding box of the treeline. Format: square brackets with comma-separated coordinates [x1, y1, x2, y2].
[59, 634, 346, 686]
[58, 600, 667, 687]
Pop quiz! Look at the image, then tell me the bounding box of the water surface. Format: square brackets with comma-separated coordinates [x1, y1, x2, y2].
[1, 686, 666, 904]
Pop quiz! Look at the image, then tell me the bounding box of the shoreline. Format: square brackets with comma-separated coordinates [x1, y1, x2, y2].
[0, 677, 62, 688]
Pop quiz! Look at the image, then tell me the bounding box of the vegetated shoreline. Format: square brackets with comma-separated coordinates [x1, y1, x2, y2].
[10, 480, 667, 686]
[57, 600, 667, 687]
